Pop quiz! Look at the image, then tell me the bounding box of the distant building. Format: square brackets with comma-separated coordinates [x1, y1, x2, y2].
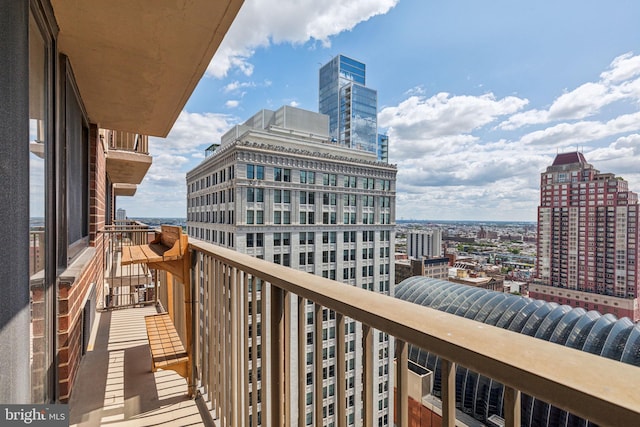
[408, 230, 443, 259]
[394, 256, 450, 285]
[532, 152, 640, 321]
[448, 269, 502, 292]
[416, 257, 449, 281]
[395, 259, 413, 285]
[377, 133, 389, 163]
[319, 55, 379, 155]
[187, 105, 397, 426]
[116, 208, 126, 220]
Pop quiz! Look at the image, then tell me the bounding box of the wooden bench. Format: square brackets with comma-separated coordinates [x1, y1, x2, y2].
[121, 225, 187, 267]
[144, 313, 189, 378]
[118, 224, 193, 391]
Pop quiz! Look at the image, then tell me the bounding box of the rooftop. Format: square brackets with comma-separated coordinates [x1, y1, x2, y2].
[551, 151, 588, 166]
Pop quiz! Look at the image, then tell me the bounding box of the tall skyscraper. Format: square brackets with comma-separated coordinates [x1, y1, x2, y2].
[319, 55, 381, 158]
[187, 105, 397, 426]
[531, 152, 640, 321]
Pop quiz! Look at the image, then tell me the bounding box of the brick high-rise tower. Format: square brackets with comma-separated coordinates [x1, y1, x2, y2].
[530, 152, 640, 321]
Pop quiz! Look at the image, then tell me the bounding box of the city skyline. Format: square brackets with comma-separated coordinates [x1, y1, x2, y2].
[118, 0, 640, 221]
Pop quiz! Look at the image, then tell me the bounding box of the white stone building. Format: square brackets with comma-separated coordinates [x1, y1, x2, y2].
[187, 105, 397, 426]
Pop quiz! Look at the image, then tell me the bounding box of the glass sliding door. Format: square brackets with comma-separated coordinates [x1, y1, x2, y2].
[29, 9, 54, 403]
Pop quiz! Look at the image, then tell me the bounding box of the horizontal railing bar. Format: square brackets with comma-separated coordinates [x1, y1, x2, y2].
[189, 238, 640, 426]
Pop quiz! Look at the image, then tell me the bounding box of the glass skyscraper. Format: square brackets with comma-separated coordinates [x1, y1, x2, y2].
[319, 55, 379, 155]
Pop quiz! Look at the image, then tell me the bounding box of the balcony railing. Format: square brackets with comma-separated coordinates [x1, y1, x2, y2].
[102, 223, 158, 308]
[150, 238, 640, 427]
[103, 130, 149, 154]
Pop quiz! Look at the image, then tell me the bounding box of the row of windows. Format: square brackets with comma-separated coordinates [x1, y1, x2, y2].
[245, 164, 393, 190]
[188, 228, 235, 247]
[189, 188, 235, 207]
[190, 165, 235, 192]
[248, 210, 391, 226]
[187, 210, 235, 224]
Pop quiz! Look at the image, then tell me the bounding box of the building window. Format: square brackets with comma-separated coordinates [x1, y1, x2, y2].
[247, 164, 264, 180]
[300, 191, 315, 204]
[247, 187, 264, 202]
[300, 232, 315, 245]
[274, 167, 291, 182]
[274, 189, 291, 203]
[323, 193, 337, 205]
[323, 173, 337, 186]
[300, 170, 316, 184]
[344, 194, 357, 206]
[344, 175, 357, 188]
[323, 212, 337, 225]
[64, 63, 90, 259]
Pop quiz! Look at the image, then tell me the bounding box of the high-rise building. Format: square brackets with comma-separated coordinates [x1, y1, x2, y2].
[319, 55, 382, 157]
[408, 230, 443, 259]
[186, 105, 397, 426]
[531, 152, 640, 321]
[377, 133, 389, 163]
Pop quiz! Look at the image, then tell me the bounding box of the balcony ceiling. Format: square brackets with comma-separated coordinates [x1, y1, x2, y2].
[51, 0, 243, 137]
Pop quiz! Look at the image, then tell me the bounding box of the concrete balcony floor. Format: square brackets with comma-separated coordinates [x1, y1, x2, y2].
[69, 306, 203, 426]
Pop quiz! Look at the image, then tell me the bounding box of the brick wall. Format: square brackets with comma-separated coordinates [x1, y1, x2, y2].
[394, 390, 444, 427]
[57, 124, 106, 402]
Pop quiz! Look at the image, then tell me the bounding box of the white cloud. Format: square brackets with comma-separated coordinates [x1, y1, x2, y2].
[120, 111, 238, 217]
[600, 52, 640, 83]
[207, 0, 399, 78]
[500, 52, 640, 130]
[149, 111, 237, 157]
[380, 92, 528, 161]
[226, 100, 240, 108]
[223, 80, 257, 93]
[518, 111, 640, 147]
[380, 53, 640, 221]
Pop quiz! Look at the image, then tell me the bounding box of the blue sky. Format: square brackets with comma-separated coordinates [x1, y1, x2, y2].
[119, 0, 640, 221]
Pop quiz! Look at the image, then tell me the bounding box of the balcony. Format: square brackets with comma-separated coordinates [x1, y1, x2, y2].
[68, 226, 640, 426]
[104, 130, 152, 186]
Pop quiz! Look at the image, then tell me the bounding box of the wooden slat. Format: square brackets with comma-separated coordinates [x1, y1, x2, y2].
[297, 297, 306, 427]
[363, 324, 373, 427]
[314, 304, 323, 427]
[441, 359, 456, 427]
[142, 243, 165, 263]
[144, 313, 188, 371]
[504, 386, 521, 427]
[120, 246, 134, 265]
[396, 339, 408, 427]
[336, 313, 346, 427]
[119, 225, 186, 266]
[159, 225, 181, 248]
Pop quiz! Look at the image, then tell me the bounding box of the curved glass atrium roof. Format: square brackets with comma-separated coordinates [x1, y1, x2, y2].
[395, 276, 640, 427]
